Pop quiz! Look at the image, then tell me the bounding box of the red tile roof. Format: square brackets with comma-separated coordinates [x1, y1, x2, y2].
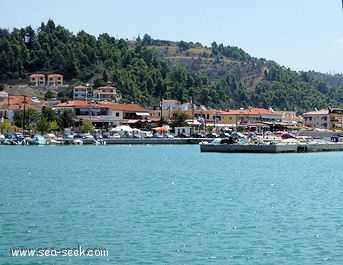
[54, 100, 148, 112]
[30, 73, 45, 77]
[48, 74, 63, 77]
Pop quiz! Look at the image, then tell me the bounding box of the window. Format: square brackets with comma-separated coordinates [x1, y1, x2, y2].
[116, 112, 119, 117]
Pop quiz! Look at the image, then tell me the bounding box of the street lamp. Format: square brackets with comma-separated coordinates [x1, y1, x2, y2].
[21, 95, 27, 135]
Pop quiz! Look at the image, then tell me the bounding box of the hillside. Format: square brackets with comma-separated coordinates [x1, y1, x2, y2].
[2, 20, 343, 113]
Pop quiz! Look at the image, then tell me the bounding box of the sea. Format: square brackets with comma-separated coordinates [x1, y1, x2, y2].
[1, 144, 343, 265]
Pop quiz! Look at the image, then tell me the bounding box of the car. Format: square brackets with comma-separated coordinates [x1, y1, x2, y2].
[163, 133, 175, 139]
[179, 132, 190, 138]
[0, 133, 5, 140]
[192, 132, 205, 138]
[74, 133, 86, 139]
[153, 133, 163, 138]
[206, 133, 219, 138]
[83, 133, 94, 139]
[63, 133, 74, 139]
[139, 131, 153, 138]
[112, 133, 121, 139]
[5, 132, 15, 139]
[94, 134, 103, 140]
[102, 133, 114, 139]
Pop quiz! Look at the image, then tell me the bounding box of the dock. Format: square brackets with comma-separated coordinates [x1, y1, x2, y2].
[200, 141, 343, 153]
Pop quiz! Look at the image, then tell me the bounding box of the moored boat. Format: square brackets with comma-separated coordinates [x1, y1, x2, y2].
[29, 135, 47, 145]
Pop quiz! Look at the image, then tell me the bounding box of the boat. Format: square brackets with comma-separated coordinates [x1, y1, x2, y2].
[72, 139, 83, 145]
[29, 135, 47, 145]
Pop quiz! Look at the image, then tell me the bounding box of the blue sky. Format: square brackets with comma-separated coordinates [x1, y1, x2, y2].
[2, 0, 343, 74]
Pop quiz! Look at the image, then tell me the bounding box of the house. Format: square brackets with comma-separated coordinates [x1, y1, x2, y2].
[93, 85, 120, 101]
[30, 74, 45, 86]
[303, 109, 330, 130]
[303, 108, 343, 131]
[161, 99, 181, 110]
[0, 95, 48, 124]
[53, 100, 150, 129]
[47, 74, 63, 86]
[73, 85, 88, 100]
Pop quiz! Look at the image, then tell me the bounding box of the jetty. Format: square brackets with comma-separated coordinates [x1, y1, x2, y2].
[200, 140, 343, 153]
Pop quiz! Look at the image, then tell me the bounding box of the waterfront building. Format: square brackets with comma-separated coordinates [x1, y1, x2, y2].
[303, 108, 343, 132]
[303, 109, 330, 130]
[53, 100, 150, 129]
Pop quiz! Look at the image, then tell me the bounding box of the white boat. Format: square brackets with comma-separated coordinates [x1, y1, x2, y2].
[72, 139, 83, 145]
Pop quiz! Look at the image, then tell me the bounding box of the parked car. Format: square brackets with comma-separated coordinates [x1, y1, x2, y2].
[139, 131, 153, 138]
[112, 133, 121, 139]
[206, 133, 219, 138]
[164, 133, 175, 139]
[74, 133, 86, 139]
[63, 133, 74, 139]
[0, 133, 5, 140]
[192, 132, 205, 138]
[153, 133, 163, 138]
[179, 132, 190, 138]
[103, 133, 114, 139]
[94, 134, 103, 140]
[5, 132, 15, 139]
[83, 133, 94, 139]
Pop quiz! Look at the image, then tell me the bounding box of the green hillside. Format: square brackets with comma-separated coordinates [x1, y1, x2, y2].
[1, 19, 343, 113]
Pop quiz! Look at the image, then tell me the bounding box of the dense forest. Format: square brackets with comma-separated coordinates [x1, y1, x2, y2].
[1, 19, 343, 113]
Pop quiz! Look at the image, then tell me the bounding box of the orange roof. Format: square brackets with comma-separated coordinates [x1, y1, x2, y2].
[54, 100, 91, 108]
[97, 86, 116, 90]
[303, 109, 329, 115]
[74, 85, 87, 89]
[163, 99, 179, 103]
[48, 74, 63, 77]
[97, 102, 148, 112]
[30, 73, 45, 77]
[54, 100, 148, 112]
[223, 108, 282, 116]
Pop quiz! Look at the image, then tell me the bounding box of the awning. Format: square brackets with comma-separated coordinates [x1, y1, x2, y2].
[136, 112, 149, 116]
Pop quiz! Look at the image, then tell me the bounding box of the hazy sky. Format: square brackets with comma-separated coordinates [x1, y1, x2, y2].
[2, 0, 343, 74]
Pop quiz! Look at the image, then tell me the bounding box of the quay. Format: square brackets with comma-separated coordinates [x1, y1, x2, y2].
[200, 141, 343, 153]
[60, 138, 208, 145]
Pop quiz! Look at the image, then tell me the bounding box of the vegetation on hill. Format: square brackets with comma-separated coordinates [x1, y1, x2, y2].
[1, 19, 343, 113]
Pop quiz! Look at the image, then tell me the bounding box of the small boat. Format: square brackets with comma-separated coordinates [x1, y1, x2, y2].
[72, 139, 83, 145]
[29, 135, 47, 145]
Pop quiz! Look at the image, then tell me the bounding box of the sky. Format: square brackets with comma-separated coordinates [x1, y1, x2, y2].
[2, 0, 343, 74]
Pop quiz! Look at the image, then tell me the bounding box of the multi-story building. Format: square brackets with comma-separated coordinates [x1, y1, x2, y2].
[73, 85, 88, 100]
[329, 108, 343, 131]
[47, 74, 63, 86]
[93, 85, 119, 101]
[29, 74, 46, 86]
[303, 109, 330, 130]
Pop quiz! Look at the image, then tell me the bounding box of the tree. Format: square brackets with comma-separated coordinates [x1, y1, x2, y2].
[58, 109, 75, 129]
[36, 117, 50, 133]
[0, 119, 10, 132]
[80, 120, 94, 133]
[44, 90, 55, 100]
[170, 112, 189, 128]
[49, 120, 59, 132]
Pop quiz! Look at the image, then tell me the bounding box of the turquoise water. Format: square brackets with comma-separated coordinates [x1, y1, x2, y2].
[1, 145, 343, 264]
